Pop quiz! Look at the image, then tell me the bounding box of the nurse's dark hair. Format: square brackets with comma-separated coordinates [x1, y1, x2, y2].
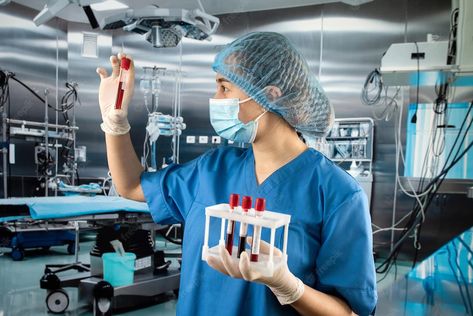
[296, 131, 306, 144]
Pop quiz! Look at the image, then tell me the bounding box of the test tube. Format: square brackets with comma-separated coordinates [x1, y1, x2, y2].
[250, 198, 266, 262]
[237, 196, 252, 258]
[115, 57, 131, 110]
[225, 193, 239, 255]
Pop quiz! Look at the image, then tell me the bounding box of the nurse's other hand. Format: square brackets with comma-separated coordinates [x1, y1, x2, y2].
[206, 238, 305, 305]
[96, 53, 134, 135]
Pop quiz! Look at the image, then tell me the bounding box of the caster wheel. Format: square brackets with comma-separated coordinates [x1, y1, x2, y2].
[11, 247, 24, 261]
[67, 243, 78, 255]
[93, 281, 113, 316]
[94, 297, 112, 316]
[46, 289, 69, 314]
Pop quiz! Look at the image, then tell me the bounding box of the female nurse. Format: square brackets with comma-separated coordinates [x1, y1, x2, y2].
[96, 32, 377, 316]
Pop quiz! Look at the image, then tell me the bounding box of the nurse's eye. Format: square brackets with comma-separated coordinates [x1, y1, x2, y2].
[220, 85, 230, 93]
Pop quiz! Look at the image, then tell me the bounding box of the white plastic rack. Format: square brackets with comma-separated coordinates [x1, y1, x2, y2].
[202, 203, 291, 277]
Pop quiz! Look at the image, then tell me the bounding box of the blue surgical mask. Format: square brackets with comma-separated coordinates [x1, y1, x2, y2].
[209, 97, 268, 143]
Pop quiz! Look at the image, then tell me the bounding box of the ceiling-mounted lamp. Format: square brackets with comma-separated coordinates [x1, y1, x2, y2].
[33, 0, 101, 28]
[99, 5, 220, 48]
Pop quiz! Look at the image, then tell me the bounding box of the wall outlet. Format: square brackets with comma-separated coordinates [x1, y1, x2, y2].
[211, 136, 221, 144]
[199, 136, 209, 144]
[186, 136, 196, 144]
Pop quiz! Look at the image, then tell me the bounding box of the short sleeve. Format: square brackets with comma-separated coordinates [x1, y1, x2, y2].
[315, 190, 377, 316]
[140, 156, 202, 225]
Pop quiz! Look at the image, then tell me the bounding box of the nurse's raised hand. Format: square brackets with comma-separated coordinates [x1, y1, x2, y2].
[207, 238, 305, 305]
[96, 53, 135, 135]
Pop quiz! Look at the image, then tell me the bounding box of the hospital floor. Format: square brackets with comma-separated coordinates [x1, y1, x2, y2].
[0, 236, 409, 316]
[0, 233, 179, 316]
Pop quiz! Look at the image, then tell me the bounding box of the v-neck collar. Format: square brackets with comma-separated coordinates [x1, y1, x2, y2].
[244, 146, 314, 195]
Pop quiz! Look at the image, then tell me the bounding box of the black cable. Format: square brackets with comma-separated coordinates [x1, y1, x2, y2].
[411, 42, 420, 124]
[58, 82, 80, 182]
[433, 81, 448, 115]
[361, 69, 383, 106]
[9, 75, 74, 112]
[447, 8, 459, 65]
[9, 76, 45, 104]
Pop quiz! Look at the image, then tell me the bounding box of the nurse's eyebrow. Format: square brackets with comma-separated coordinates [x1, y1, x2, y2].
[216, 78, 230, 83]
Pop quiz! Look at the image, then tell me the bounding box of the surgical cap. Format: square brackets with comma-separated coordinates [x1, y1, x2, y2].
[212, 32, 334, 140]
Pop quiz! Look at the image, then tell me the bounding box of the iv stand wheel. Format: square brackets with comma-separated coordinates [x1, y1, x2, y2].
[46, 289, 69, 314]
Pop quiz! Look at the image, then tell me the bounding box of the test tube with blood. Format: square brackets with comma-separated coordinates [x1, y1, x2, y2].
[251, 198, 266, 262]
[115, 57, 131, 110]
[225, 193, 239, 255]
[237, 196, 252, 258]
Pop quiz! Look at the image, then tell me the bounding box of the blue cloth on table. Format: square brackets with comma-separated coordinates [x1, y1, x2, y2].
[0, 196, 149, 220]
[0, 215, 28, 222]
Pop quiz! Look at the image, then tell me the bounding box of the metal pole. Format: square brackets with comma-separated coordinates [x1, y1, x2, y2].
[172, 72, 178, 164]
[176, 42, 183, 164]
[54, 33, 59, 197]
[72, 83, 77, 185]
[44, 89, 49, 197]
[74, 221, 80, 263]
[2, 88, 7, 198]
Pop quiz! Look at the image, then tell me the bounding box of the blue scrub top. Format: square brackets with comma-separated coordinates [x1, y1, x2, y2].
[141, 147, 377, 316]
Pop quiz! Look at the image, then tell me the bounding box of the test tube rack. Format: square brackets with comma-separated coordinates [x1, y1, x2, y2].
[202, 203, 291, 277]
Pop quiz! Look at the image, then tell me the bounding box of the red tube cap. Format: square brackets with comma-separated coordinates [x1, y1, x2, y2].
[242, 196, 252, 212]
[120, 57, 131, 70]
[255, 198, 266, 212]
[229, 193, 239, 209]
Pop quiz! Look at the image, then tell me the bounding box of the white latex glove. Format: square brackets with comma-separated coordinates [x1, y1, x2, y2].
[207, 237, 305, 305]
[96, 53, 134, 135]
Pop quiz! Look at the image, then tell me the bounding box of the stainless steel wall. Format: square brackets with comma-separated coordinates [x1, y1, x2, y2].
[2, 0, 471, 259]
[0, 3, 68, 196]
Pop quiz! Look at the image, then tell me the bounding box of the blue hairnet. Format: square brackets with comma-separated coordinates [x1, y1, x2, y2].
[212, 32, 334, 140]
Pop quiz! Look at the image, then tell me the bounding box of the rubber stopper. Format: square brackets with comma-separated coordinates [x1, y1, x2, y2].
[255, 198, 266, 212]
[242, 196, 252, 212]
[229, 193, 239, 209]
[120, 57, 131, 70]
